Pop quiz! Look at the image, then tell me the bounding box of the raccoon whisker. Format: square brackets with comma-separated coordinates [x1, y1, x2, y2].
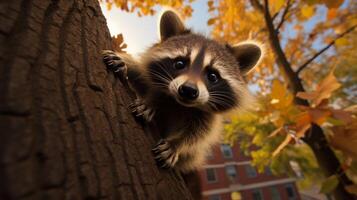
[156, 62, 174, 80]
[152, 83, 169, 89]
[148, 71, 171, 83]
[209, 97, 235, 108]
[210, 93, 235, 100]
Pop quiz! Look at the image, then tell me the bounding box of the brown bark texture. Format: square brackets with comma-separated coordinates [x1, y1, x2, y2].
[0, 0, 193, 199]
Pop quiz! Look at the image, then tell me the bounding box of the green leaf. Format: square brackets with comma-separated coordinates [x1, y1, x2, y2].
[320, 175, 339, 194]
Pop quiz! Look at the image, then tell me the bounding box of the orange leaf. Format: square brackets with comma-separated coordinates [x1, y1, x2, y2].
[308, 108, 331, 125]
[313, 68, 341, 106]
[330, 123, 357, 160]
[324, 0, 344, 8]
[296, 124, 311, 138]
[207, 18, 216, 25]
[327, 8, 337, 20]
[295, 111, 311, 128]
[297, 91, 318, 101]
[298, 68, 341, 107]
[346, 185, 357, 195]
[331, 109, 353, 123]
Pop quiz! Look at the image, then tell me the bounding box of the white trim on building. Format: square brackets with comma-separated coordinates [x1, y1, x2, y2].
[203, 161, 251, 169]
[202, 178, 296, 196]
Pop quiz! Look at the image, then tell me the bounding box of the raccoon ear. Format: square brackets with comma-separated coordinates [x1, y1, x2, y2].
[230, 42, 262, 75]
[159, 10, 186, 41]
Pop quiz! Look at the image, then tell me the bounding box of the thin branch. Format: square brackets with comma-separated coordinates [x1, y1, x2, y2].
[272, 11, 280, 22]
[275, 0, 292, 32]
[296, 24, 357, 75]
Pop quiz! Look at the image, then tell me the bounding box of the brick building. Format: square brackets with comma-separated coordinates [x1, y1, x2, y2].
[199, 141, 300, 200]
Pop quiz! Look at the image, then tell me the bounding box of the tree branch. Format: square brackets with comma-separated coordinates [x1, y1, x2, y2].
[275, 0, 292, 32]
[296, 24, 357, 75]
[250, 0, 263, 12]
[272, 11, 280, 22]
[260, 0, 307, 105]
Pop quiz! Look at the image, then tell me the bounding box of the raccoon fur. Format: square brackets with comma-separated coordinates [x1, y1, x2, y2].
[102, 10, 263, 173]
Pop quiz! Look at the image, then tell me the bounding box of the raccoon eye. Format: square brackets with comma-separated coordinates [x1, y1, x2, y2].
[207, 72, 219, 83]
[174, 60, 186, 70]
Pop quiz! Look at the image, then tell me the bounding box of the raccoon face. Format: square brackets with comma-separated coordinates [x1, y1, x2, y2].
[144, 10, 263, 112]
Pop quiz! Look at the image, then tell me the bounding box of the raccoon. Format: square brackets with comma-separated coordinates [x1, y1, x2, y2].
[102, 10, 263, 173]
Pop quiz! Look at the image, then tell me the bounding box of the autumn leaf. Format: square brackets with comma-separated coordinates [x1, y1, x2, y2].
[296, 124, 311, 138]
[271, 0, 285, 11]
[112, 34, 127, 52]
[297, 68, 341, 106]
[346, 185, 357, 195]
[301, 5, 315, 18]
[320, 175, 339, 194]
[327, 8, 337, 20]
[207, 18, 217, 25]
[330, 123, 357, 160]
[335, 38, 349, 47]
[270, 80, 294, 109]
[323, 0, 344, 9]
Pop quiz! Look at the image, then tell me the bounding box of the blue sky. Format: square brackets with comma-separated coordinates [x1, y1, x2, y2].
[100, 0, 211, 55]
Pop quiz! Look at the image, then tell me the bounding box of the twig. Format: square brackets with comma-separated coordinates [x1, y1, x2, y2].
[296, 24, 357, 75]
[275, 0, 292, 32]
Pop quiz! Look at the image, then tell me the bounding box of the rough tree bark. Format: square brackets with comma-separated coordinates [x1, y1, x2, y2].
[0, 0, 193, 199]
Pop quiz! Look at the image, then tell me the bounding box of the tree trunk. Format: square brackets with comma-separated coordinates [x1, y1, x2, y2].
[0, 0, 193, 199]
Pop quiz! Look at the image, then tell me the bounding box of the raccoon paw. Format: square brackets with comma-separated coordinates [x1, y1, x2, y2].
[152, 139, 179, 169]
[102, 50, 127, 77]
[129, 98, 155, 122]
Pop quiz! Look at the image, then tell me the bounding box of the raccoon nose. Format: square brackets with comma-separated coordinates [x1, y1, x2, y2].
[178, 82, 199, 100]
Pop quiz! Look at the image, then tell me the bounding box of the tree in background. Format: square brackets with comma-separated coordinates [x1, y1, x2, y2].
[102, 0, 357, 199]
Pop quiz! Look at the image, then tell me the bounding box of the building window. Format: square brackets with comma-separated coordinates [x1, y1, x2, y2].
[265, 167, 273, 175]
[220, 144, 233, 158]
[245, 165, 257, 178]
[252, 189, 264, 200]
[270, 187, 280, 200]
[209, 194, 221, 200]
[285, 184, 296, 200]
[206, 168, 217, 183]
[225, 165, 237, 179]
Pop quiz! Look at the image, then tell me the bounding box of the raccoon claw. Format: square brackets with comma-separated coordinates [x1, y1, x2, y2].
[129, 99, 155, 122]
[152, 139, 179, 169]
[102, 50, 127, 77]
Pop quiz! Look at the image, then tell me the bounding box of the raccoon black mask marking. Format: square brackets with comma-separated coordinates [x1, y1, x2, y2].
[102, 10, 263, 173]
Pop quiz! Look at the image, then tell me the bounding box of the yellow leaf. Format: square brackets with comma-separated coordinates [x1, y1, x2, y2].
[320, 175, 339, 194]
[301, 5, 315, 18]
[207, 18, 216, 25]
[271, 0, 285, 11]
[273, 134, 292, 157]
[271, 80, 285, 101]
[335, 38, 349, 47]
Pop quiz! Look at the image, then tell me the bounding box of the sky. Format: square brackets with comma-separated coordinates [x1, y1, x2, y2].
[100, 0, 211, 56]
